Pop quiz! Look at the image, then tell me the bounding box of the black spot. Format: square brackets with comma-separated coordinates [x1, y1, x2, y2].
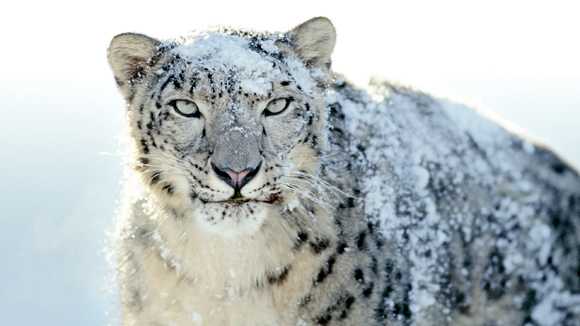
[315, 256, 336, 284]
[483, 248, 507, 301]
[375, 237, 384, 248]
[140, 139, 150, 154]
[329, 103, 345, 120]
[281, 81, 291, 86]
[155, 102, 162, 109]
[521, 289, 536, 312]
[393, 302, 412, 319]
[162, 184, 174, 195]
[339, 296, 355, 319]
[552, 163, 566, 174]
[170, 208, 180, 219]
[452, 290, 469, 313]
[159, 75, 175, 94]
[314, 314, 331, 325]
[267, 265, 291, 285]
[127, 286, 144, 311]
[311, 135, 318, 147]
[382, 284, 393, 298]
[337, 241, 347, 254]
[330, 127, 344, 135]
[150, 172, 161, 184]
[347, 197, 356, 208]
[363, 282, 374, 298]
[294, 231, 308, 249]
[356, 231, 367, 251]
[354, 268, 364, 283]
[137, 121, 142, 129]
[310, 238, 330, 254]
[395, 271, 402, 281]
[375, 306, 387, 320]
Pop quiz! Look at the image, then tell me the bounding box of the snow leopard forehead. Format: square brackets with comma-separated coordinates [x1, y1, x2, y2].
[151, 28, 326, 98]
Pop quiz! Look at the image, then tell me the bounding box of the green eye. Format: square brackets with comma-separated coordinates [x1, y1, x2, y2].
[172, 100, 200, 118]
[264, 98, 290, 116]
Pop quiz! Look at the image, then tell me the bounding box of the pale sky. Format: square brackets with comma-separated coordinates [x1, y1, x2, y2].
[4, 0, 579, 83]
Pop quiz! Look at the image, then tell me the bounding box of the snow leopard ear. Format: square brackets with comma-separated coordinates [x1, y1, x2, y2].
[107, 33, 161, 100]
[289, 17, 336, 70]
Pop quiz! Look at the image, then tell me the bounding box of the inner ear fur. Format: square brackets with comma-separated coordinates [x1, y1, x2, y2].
[107, 33, 161, 93]
[289, 17, 337, 70]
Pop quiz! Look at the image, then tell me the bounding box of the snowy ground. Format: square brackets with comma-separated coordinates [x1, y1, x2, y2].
[0, 1, 578, 325]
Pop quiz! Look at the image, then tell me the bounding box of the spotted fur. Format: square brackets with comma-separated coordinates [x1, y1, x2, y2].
[108, 17, 580, 325]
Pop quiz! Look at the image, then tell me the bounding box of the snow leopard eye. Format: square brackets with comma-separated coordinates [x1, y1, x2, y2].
[171, 100, 200, 118]
[264, 98, 290, 116]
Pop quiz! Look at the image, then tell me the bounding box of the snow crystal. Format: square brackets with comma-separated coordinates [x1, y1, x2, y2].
[411, 165, 430, 191]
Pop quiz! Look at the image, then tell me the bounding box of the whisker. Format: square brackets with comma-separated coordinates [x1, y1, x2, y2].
[281, 183, 331, 208]
[289, 171, 353, 198]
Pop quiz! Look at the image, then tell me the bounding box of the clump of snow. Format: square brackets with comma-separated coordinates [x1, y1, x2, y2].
[172, 30, 282, 96]
[169, 29, 321, 97]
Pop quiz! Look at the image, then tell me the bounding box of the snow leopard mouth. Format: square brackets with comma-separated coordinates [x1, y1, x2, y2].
[194, 191, 282, 205]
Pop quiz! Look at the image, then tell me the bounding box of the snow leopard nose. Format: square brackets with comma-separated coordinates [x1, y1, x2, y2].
[212, 162, 261, 191]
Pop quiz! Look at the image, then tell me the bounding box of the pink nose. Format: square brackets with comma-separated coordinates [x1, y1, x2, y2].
[211, 162, 261, 191]
[224, 169, 251, 190]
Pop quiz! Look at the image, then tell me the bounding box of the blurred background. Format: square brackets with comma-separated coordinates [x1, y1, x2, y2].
[0, 0, 578, 325]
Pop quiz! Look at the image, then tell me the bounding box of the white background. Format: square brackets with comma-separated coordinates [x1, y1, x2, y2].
[0, 0, 578, 325]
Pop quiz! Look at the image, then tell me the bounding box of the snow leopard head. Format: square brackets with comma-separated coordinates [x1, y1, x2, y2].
[108, 17, 336, 236]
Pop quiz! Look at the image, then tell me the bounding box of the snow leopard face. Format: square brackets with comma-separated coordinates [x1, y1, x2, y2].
[108, 18, 336, 236]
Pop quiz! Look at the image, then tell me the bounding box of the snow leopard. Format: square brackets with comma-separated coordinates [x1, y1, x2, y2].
[107, 17, 580, 325]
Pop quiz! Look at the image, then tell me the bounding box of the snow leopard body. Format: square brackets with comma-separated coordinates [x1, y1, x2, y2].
[107, 17, 580, 325]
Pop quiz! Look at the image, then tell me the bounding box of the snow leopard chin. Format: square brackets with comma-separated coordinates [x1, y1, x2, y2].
[190, 198, 273, 237]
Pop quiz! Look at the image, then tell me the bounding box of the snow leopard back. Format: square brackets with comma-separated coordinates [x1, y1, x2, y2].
[319, 78, 580, 325]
